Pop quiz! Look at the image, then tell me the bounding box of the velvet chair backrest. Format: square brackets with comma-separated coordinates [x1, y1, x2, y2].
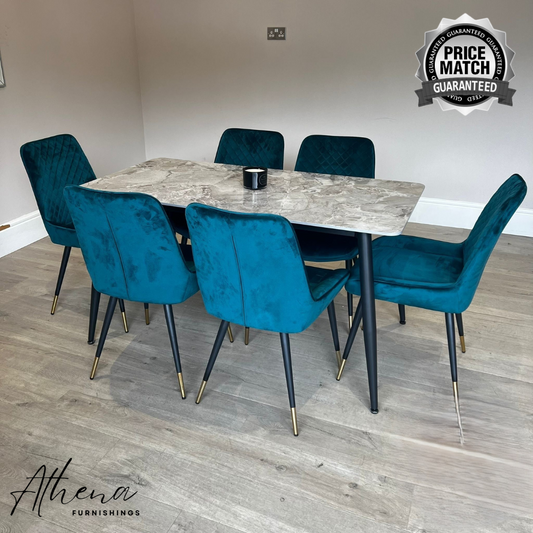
[64, 186, 197, 305]
[21, 134, 96, 229]
[186, 204, 317, 333]
[458, 174, 527, 302]
[214, 128, 285, 169]
[295, 135, 375, 178]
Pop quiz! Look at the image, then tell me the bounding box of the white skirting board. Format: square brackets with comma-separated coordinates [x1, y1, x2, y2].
[0, 210, 47, 258]
[0, 200, 532, 258]
[410, 198, 533, 237]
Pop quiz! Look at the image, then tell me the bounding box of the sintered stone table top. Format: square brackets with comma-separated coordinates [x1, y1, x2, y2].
[85, 158, 425, 236]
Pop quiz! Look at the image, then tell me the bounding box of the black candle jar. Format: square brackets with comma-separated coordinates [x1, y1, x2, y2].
[243, 166, 268, 190]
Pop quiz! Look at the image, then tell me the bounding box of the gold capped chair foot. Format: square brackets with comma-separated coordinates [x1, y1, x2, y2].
[453, 381, 465, 445]
[348, 315, 353, 329]
[196, 380, 207, 404]
[460, 335, 466, 353]
[51, 295, 59, 315]
[227, 324, 234, 343]
[121, 311, 129, 333]
[291, 407, 299, 436]
[145, 308, 150, 325]
[336, 359, 347, 381]
[335, 350, 342, 369]
[245, 327, 250, 345]
[90, 356, 100, 380]
[177, 372, 186, 399]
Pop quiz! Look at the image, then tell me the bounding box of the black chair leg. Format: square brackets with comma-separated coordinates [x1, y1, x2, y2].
[90, 296, 117, 380]
[280, 333, 298, 436]
[144, 303, 150, 325]
[196, 320, 230, 404]
[163, 304, 186, 399]
[327, 302, 341, 368]
[455, 313, 466, 353]
[337, 297, 363, 380]
[51, 246, 71, 315]
[345, 260, 354, 329]
[445, 313, 464, 444]
[118, 299, 129, 333]
[398, 304, 406, 325]
[88, 284, 101, 345]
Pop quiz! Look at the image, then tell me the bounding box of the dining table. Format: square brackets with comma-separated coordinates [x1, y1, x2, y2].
[84, 158, 425, 413]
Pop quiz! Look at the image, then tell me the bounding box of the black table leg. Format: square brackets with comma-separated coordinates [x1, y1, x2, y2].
[358, 233, 378, 414]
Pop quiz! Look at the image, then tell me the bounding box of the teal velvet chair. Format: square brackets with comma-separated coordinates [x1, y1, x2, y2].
[20, 134, 135, 337]
[21, 134, 94, 314]
[185, 204, 349, 435]
[339, 175, 527, 443]
[294, 134, 376, 328]
[64, 186, 199, 399]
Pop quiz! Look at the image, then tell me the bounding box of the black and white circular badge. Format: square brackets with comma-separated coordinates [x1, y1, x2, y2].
[415, 14, 516, 115]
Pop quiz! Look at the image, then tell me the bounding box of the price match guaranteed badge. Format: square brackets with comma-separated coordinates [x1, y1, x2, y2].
[415, 14, 516, 115]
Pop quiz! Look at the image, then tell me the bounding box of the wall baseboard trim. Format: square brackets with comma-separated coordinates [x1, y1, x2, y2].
[0, 199, 531, 259]
[0, 210, 47, 258]
[410, 197, 533, 238]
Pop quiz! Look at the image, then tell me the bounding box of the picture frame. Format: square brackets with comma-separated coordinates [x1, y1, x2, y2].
[0, 50, 5, 88]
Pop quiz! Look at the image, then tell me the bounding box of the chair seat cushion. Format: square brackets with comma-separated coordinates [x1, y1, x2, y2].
[164, 206, 190, 238]
[345, 235, 466, 313]
[45, 221, 80, 248]
[172, 223, 190, 239]
[296, 228, 359, 262]
[305, 266, 350, 301]
[347, 237, 463, 290]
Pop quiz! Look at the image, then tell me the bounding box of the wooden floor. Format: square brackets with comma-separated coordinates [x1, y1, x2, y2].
[0, 223, 532, 532]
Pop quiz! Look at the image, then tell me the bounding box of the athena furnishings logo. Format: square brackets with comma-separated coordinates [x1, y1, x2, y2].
[415, 14, 515, 115]
[9, 458, 140, 519]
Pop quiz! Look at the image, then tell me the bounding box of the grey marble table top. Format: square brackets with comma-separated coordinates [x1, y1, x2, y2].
[85, 158, 425, 236]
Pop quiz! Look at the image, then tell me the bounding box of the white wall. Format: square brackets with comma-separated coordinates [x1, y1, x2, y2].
[0, 0, 531, 252]
[0, 0, 146, 226]
[133, 0, 533, 219]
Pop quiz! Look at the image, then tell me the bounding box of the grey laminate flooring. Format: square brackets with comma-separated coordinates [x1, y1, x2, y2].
[0, 223, 532, 532]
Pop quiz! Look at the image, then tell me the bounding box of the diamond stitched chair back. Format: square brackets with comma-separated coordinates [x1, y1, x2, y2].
[20, 134, 96, 315]
[295, 134, 375, 178]
[215, 128, 285, 169]
[21, 134, 96, 241]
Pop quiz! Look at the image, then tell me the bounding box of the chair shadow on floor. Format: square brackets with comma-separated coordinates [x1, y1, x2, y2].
[99, 292, 340, 436]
